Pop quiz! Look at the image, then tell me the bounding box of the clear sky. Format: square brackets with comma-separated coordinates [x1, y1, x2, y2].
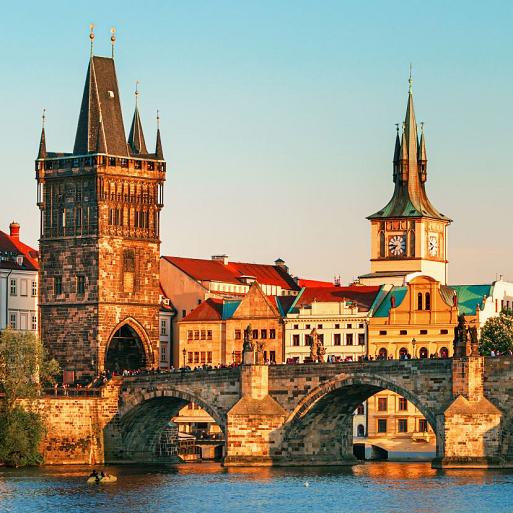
[1, 0, 512, 284]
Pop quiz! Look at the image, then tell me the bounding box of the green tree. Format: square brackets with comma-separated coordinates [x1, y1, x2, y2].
[0, 330, 60, 466]
[479, 310, 513, 355]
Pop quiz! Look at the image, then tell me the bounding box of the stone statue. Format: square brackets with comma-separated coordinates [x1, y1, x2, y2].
[309, 328, 326, 363]
[255, 341, 265, 365]
[242, 324, 255, 365]
[453, 314, 479, 357]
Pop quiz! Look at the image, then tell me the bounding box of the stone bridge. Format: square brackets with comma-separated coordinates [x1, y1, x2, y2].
[93, 356, 513, 468]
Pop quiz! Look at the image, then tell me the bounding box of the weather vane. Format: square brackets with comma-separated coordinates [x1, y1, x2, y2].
[89, 23, 95, 57]
[110, 27, 116, 58]
[408, 63, 413, 93]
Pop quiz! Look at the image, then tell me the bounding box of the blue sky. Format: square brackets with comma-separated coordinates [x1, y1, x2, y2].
[1, 1, 512, 283]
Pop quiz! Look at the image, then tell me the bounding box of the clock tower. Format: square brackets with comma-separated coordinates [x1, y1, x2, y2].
[359, 77, 451, 286]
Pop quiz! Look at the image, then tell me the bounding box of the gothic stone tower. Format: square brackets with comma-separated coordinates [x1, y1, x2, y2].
[359, 78, 451, 286]
[35, 51, 165, 378]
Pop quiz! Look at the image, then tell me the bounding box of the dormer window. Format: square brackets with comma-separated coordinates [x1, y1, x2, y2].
[107, 90, 115, 98]
[16, 255, 23, 266]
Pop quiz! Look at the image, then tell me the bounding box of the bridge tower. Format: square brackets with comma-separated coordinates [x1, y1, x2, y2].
[361, 74, 451, 286]
[36, 35, 165, 379]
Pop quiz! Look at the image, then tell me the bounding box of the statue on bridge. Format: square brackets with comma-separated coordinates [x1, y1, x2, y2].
[242, 324, 266, 365]
[309, 328, 326, 363]
[453, 314, 479, 357]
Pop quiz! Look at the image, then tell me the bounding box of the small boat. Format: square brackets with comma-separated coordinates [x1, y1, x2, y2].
[87, 474, 118, 484]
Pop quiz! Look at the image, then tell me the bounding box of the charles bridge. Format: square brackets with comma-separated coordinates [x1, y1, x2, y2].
[37, 355, 513, 468]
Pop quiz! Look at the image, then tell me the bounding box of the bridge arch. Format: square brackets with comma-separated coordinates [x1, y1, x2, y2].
[108, 386, 227, 462]
[277, 371, 440, 464]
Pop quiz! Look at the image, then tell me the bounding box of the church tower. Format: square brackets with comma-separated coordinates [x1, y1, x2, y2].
[360, 75, 451, 286]
[35, 32, 166, 378]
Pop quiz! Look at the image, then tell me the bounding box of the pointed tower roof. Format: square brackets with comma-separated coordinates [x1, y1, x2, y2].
[128, 106, 148, 155]
[367, 76, 451, 222]
[155, 127, 164, 160]
[393, 125, 401, 164]
[37, 127, 47, 159]
[73, 56, 128, 156]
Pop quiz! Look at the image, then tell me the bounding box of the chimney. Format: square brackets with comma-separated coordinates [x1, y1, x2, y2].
[212, 254, 229, 265]
[9, 221, 20, 240]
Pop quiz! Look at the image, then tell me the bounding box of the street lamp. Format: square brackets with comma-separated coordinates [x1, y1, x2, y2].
[412, 338, 416, 358]
[182, 348, 187, 368]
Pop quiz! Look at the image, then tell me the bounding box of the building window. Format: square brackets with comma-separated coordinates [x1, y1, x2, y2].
[379, 330, 387, 336]
[207, 330, 212, 340]
[292, 334, 300, 347]
[194, 330, 199, 340]
[293, 324, 299, 329]
[252, 329, 258, 339]
[207, 351, 212, 363]
[261, 329, 267, 339]
[400, 330, 407, 335]
[318, 324, 323, 329]
[379, 230, 385, 258]
[270, 329, 276, 339]
[54, 276, 62, 295]
[160, 345, 167, 362]
[346, 333, 353, 346]
[201, 352, 206, 364]
[417, 292, 423, 310]
[358, 333, 365, 346]
[77, 275, 85, 294]
[359, 323, 364, 329]
[377, 397, 388, 412]
[31, 281, 37, 297]
[440, 329, 448, 335]
[188, 352, 193, 364]
[304, 334, 311, 346]
[398, 397, 408, 411]
[356, 404, 365, 415]
[31, 315, 37, 331]
[9, 312, 16, 329]
[334, 323, 340, 329]
[161, 320, 167, 336]
[305, 324, 310, 330]
[425, 292, 431, 310]
[420, 329, 428, 335]
[201, 330, 206, 340]
[187, 330, 193, 340]
[10, 279, 16, 296]
[377, 419, 387, 433]
[235, 329, 241, 339]
[398, 419, 408, 433]
[419, 419, 428, 432]
[194, 352, 199, 364]
[347, 323, 352, 329]
[334, 333, 341, 346]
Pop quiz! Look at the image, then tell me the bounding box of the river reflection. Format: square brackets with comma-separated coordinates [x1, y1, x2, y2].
[2, 462, 513, 513]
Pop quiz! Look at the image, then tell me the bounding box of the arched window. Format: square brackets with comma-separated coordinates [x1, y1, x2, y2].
[379, 231, 385, 258]
[417, 292, 423, 310]
[425, 292, 431, 310]
[378, 347, 387, 360]
[399, 347, 409, 359]
[409, 229, 415, 257]
[419, 347, 429, 359]
[357, 424, 365, 437]
[439, 347, 449, 358]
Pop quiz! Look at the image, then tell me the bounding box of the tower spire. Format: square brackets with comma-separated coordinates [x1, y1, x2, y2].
[155, 109, 164, 160]
[38, 108, 47, 159]
[128, 81, 148, 155]
[392, 123, 400, 183]
[418, 122, 427, 182]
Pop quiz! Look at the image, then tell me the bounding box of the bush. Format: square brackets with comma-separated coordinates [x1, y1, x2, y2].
[0, 407, 45, 467]
[479, 311, 513, 355]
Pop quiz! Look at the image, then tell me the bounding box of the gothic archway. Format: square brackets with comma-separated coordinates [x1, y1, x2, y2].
[105, 324, 147, 372]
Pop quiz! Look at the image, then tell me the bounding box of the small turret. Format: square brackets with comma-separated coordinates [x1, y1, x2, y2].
[418, 122, 427, 183]
[37, 109, 47, 159]
[128, 82, 148, 156]
[393, 124, 400, 183]
[155, 110, 164, 160]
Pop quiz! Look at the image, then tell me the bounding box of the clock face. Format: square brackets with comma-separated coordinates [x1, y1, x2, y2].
[429, 235, 439, 256]
[388, 235, 406, 256]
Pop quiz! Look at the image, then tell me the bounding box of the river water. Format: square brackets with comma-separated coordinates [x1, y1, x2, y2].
[2, 462, 513, 513]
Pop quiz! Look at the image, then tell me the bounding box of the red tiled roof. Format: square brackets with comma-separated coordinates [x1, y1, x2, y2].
[0, 230, 39, 271]
[182, 298, 224, 322]
[298, 278, 334, 288]
[163, 256, 300, 291]
[295, 286, 381, 312]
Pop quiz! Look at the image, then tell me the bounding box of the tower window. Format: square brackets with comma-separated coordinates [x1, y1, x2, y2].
[54, 276, 62, 295]
[77, 276, 85, 294]
[425, 292, 431, 310]
[409, 229, 415, 257]
[379, 230, 385, 258]
[417, 292, 423, 310]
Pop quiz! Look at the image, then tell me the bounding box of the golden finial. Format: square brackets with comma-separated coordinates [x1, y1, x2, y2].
[110, 27, 116, 58]
[89, 23, 95, 57]
[156, 109, 160, 129]
[135, 81, 140, 107]
[408, 63, 413, 94]
[42, 108, 46, 128]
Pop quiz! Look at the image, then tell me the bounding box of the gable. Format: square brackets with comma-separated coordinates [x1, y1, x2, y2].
[231, 282, 280, 319]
